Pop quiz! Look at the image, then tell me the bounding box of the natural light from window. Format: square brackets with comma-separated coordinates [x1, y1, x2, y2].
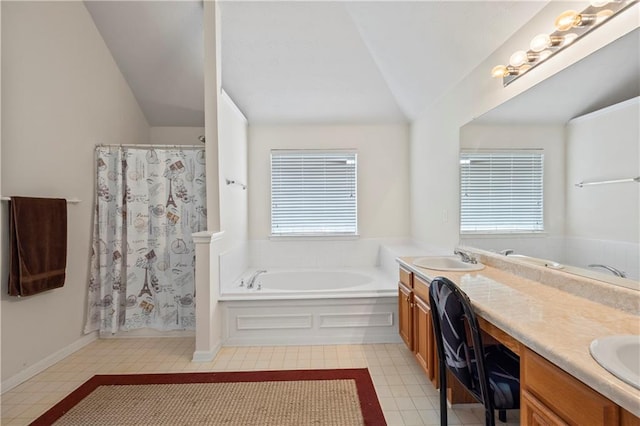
[271, 150, 358, 236]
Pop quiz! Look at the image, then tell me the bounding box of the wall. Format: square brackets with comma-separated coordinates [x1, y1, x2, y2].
[149, 127, 204, 145]
[217, 91, 249, 283]
[246, 124, 410, 269]
[248, 124, 410, 239]
[458, 124, 566, 259]
[564, 97, 639, 278]
[1, 2, 149, 385]
[410, 1, 639, 250]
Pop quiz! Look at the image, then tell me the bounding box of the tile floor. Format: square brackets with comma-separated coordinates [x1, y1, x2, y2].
[0, 338, 520, 425]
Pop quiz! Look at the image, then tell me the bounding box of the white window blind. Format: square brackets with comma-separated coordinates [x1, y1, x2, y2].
[271, 150, 357, 236]
[460, 151, 544, 233]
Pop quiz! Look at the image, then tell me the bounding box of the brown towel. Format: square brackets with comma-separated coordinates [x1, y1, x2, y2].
[9, 197, 67, 296]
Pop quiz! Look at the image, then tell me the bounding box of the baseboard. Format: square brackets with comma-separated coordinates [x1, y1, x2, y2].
[1, 332, 98, 394]
[192, 342, 222, 362]
[99, 329, 195, 339]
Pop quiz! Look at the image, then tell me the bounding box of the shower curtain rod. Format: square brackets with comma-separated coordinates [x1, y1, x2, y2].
[97, 144, 204, 150]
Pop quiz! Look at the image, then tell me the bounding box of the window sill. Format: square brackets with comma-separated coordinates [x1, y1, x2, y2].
[460, 232, 547, 238]
[269, 234, 360, 241]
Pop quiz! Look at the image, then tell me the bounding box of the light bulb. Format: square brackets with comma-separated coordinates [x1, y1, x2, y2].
[509, 50, 528, 67]
[538, 50, 552, 61]
[596, 9, 614, 24]
[590, 0, 610, 7]
[491, 65, 508, 78]
[562, 33, 578, 46]
[555, 10, 579, 31]
[530, 34, 551, 52]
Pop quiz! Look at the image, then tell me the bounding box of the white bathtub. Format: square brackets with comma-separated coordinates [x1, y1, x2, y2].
[219, 268, 400, 346]
[221, 267, 396, 300]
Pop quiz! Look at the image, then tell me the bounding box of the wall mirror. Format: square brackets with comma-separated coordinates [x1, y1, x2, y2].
[458, 28, 639, 291]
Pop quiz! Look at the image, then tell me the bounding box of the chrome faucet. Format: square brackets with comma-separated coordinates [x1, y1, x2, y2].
[587, 264, 627, 278]
[246, 270, 267, 289]
[454, 249, 477, 264]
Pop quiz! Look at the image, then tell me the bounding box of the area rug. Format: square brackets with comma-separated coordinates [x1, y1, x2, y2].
[30, 368, 385, 425]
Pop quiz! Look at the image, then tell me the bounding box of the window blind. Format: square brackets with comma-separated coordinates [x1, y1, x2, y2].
[460, 151, 544, 233]
[271, 150, 357, 236]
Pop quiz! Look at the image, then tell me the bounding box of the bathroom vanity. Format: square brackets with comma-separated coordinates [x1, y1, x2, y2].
[396, 251, 640, 425]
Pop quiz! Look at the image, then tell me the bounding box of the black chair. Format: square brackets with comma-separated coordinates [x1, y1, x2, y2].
[428, 276, 520, 426]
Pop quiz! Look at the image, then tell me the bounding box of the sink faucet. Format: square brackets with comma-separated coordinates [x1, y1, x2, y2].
[454, 249, 477, 264]
[500, 249, 515, 256]
[246, 270, 267, 289]
[587, 264, 627, 278]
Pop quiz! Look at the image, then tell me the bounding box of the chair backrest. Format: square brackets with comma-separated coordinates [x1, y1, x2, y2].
[429, 276, 491, 406]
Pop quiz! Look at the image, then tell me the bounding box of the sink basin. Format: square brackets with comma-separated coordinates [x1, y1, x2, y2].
[590, 335, 640, 389]
[412, 256, 485, 272]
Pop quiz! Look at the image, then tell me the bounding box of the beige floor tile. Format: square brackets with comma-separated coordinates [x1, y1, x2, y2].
[384, 409, 406, 426]
[418, 409, 441, 425]
[0, 339, 520, 425]
[395, 396, 417, 410]
[400, 409, 424, 426]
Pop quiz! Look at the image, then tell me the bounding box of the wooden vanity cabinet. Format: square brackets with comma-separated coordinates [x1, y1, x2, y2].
[398, 267, 413, 350]
[397, 264, 640, 425]
[412, 275, 437, 384]
[521, 347, 640, 426]
[397, 268, 437, 383]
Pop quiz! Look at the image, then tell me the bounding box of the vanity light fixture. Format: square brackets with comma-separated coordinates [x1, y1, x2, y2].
[492, 0, 638, 86]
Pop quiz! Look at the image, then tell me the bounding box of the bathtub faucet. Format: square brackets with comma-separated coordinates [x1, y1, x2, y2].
[587, 264, 626, 278]
[246, 270, 267, 289]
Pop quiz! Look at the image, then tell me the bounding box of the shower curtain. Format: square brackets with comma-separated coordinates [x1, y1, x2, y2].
[85, 145, 207, 334]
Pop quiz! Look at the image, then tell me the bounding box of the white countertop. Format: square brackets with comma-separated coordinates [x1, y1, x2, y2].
[397, 256, 640, 417]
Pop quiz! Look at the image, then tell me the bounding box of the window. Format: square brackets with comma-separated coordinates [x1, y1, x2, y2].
[271, 150, 357, 236]
[460, 150, 543, 233]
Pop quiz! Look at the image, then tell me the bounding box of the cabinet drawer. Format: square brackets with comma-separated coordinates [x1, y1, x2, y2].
[413, 275, 430, 305]
[522, 348, 619, 426]
[522, 389, 569, 426]
[399, 267, 413, 288]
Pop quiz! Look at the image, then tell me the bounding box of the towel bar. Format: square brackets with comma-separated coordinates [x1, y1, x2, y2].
[575, 176, 639, 188]
[1, 197, 81, 204]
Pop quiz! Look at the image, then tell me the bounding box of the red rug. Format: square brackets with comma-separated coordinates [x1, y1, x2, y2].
[31, 368, 386, 425]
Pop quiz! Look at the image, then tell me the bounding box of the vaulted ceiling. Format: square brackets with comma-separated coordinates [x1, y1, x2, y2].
[85, 1, 549, 126]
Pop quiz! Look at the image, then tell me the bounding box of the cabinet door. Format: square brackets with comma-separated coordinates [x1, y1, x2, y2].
[522, 390, 569, 426]
[398, 283, 413, 350]
[522, 348, 619, 425]
[413, 295, 434, 380]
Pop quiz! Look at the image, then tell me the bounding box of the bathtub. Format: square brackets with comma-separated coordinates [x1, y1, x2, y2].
[221, 268, 395, 300]
[219, 268, 400, 346]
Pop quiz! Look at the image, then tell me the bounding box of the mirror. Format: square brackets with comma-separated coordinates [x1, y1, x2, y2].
[458, 29, 639, 290]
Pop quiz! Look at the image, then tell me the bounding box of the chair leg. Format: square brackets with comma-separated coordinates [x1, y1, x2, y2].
[439, 361, 447, 426]
[498, 409, 507, 423]
[484, 407, 496, 426]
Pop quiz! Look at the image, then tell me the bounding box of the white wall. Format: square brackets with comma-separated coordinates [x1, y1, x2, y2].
[217, 91, 249, 283]
[1, 2, 149, 383]
[410, 1, 639, 250]
[458, 124, 566, 258]
[149, 127, 204, 145]
[218, 91, 248, 247]
[564, 98, 639, 279]
[248, 124, 410, 240]
[566, 98, 639, 242]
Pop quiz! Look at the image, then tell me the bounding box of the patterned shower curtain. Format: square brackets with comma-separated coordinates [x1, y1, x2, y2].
[85, 146, 207, 334]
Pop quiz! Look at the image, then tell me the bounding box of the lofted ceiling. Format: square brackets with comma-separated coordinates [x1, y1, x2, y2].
[85, 1, 548, 126]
